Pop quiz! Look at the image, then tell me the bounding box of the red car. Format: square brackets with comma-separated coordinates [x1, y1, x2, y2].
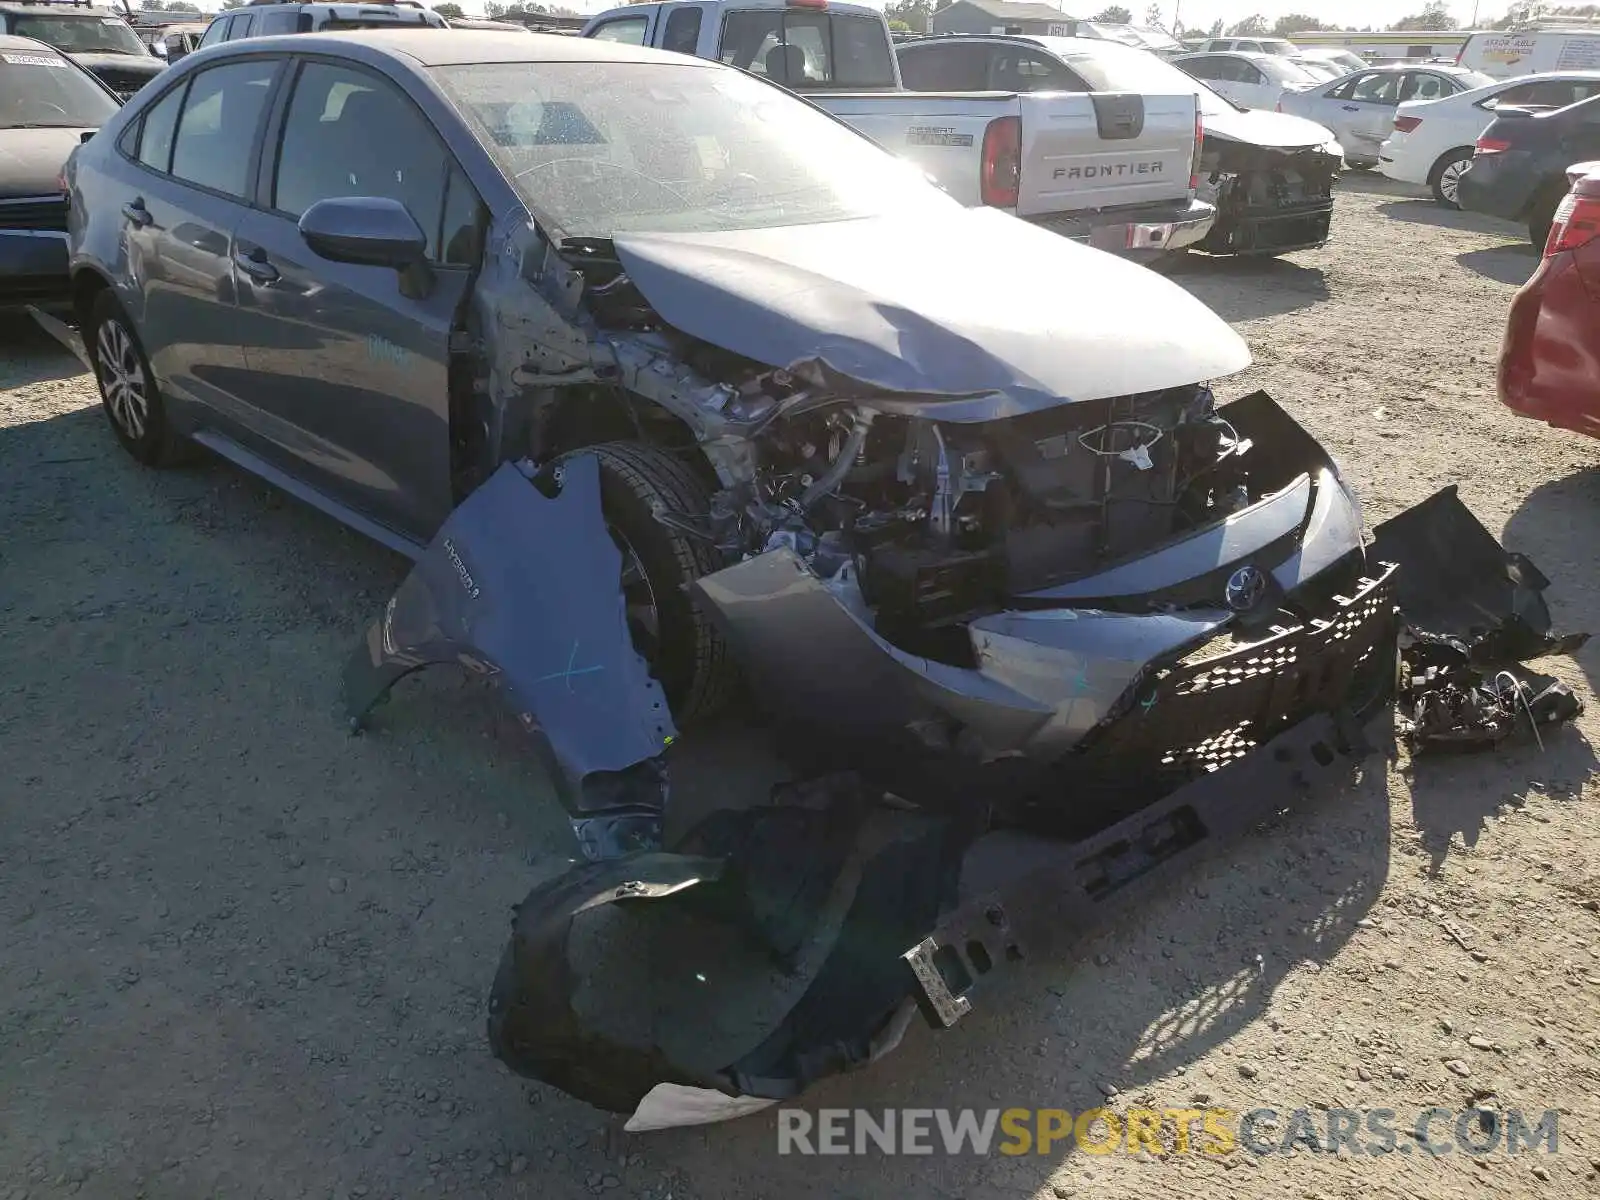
[1499, 161, 1600, 437]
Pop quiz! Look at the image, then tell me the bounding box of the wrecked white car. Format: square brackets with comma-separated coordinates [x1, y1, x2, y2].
[52, 33, 1584, 1128]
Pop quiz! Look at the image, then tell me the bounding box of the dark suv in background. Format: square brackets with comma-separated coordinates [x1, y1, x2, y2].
[0, 0, 163, 98]
[194, 0, 446, 48]
[1459, 91, 1600, 246]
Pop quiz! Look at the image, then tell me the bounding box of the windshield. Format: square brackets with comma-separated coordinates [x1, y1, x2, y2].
[433, 60, 954, 238]
[0, 48, 117, 126]
[1260, 39, 1297, 55]
[1031, 36, 1240, 116]
[10, 13, 148, 54]
[1457, 68, 1495, 89]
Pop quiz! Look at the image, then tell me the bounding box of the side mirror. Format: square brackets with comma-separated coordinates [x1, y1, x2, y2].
[299, 196, 427, 268]
[299, 196, 433, 296]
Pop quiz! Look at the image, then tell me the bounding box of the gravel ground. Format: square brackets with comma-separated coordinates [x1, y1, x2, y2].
[2, 172, 1598, 1200]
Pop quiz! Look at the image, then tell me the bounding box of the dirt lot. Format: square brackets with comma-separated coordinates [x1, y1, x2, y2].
[3, 173, 1599, 1200]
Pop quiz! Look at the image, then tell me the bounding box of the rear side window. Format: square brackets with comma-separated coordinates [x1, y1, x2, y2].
[272, 60, 465, 264]
[170, 59, 278, 196]
[897, 42, 986, 91]
[257, 9, 301, 35]
[134, 82, 185, 171]
[590, 16, 648, 44]
[719, 10, 894, 88]
[661, 7, 701, 55]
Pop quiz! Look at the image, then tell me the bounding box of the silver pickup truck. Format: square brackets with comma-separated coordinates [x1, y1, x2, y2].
[580, 0, 1214, 260]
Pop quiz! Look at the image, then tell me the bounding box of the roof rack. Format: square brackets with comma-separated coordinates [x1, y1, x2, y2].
[7, 0, 100, 8]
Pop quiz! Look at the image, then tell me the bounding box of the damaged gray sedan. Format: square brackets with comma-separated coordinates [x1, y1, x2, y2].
[58, 31, 1582, 1127]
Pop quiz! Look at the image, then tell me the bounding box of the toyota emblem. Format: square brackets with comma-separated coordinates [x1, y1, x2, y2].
[1225, 565, 1268, 613]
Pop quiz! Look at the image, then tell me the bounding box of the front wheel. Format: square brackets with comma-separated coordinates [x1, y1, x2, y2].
[564, 441, 735, 724]
[1527, 179, 1569, 250]
[1430, 149, 1473, 209]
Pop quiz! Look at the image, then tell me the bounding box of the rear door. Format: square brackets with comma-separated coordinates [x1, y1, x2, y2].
[228, 55, 480, 541]
[106, 57, 281, 431]
[1323, 69, 1404, 158]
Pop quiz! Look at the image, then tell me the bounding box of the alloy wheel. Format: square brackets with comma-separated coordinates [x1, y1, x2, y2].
[1440, 158, 1468, 206]
[97, 318, 149, 441]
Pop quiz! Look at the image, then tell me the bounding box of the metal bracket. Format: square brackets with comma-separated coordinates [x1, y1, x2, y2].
[903, 894, 1024, 1029]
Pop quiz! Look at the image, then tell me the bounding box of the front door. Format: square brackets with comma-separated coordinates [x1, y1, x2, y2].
[228, 58, 481, 544]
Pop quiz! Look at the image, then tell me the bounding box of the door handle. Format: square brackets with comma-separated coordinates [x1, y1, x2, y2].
[233, 246, 279, 283]
[121, 199, 153, 227]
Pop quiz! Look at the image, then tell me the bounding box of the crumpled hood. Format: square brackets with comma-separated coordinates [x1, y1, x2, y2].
[0, 127, 92, 199]
[610, 208, 1250, 416]
[1204, 105, 1339, 151]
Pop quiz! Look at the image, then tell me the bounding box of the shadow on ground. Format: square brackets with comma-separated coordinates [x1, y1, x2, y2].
[0, 317, 87, 388]
[1457, 243, 1539, 285]
[1174, 255, 1331, 321]
[1394, 463, 1600, 873]
[1378, 197, 1527, 242]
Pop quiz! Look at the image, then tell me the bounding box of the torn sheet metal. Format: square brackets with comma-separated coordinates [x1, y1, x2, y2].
[343, 456, 676, 858]
[611, 208, 1251, 416]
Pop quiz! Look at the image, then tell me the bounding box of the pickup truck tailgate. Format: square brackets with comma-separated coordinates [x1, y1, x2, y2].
[1016, 92, 1196, 218]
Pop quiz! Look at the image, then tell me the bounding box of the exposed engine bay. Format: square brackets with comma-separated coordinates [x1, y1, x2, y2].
[1196, 141, 1341, 256]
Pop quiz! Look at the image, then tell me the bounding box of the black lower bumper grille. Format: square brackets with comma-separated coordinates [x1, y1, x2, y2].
[1019, 565, 1398, 830]
[0, 198, 68, 232]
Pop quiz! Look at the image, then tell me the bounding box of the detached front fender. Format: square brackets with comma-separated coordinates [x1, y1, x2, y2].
[343, 456, 677, 859]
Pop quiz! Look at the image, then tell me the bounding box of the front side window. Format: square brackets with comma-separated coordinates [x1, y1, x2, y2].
[273, 61, 462, 263]
[718, 10, 894, 88]
[10, 14, 147, 54]
[170, 59, 277, 196]
[198, 16, 229, 47]
[434, 59, 954, 238]
[228, 12, 258, 39]
[0, 48, 120, 128]
[590, 16, 648, 44]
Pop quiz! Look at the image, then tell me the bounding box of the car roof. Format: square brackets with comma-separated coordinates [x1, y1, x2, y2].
[195, 26, 704, 67]
[1179, 49, 1283, 62]
[0, 2, 123, 12]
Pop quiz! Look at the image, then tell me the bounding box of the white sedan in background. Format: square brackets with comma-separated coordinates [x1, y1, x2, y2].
[1172, 51, 1322, 111]
[1278, 63, 1493, 167]
[1380, 71, 1600, 206]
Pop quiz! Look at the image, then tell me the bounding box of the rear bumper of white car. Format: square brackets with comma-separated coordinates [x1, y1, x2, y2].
[1377, 133, 1430, 186]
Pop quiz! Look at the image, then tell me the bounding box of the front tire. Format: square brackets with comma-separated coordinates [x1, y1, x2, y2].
[89, 291, 191, 467]
[566, 441, 734, 724]
[1527, 179, 1568, 251]
[1429, 149, 1473, 209]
